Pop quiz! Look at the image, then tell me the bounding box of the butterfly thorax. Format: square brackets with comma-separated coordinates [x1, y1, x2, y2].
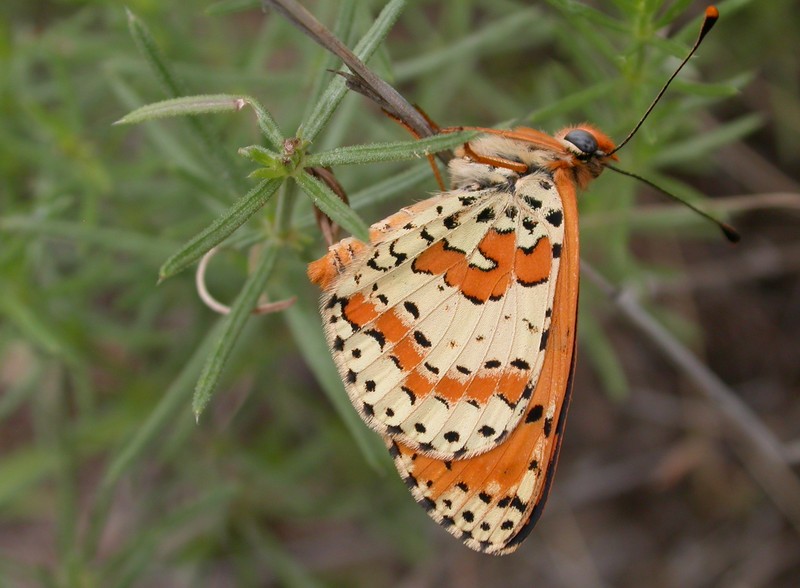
[451, 127, 616, 193]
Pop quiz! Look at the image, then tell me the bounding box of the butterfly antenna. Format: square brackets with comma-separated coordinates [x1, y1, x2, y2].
[607, 164, 740, 243]
[609, 6, 719, 156]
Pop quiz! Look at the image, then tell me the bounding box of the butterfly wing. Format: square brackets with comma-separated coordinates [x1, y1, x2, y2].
[386, 170, 580, 554]
[310, 173, 565, 460]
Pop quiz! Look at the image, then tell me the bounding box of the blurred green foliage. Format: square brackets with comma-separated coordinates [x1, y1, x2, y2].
[2, 0, 792, 585]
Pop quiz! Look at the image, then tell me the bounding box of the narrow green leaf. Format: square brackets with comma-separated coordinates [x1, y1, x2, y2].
[394, 8, 544, 80]
[300, 0, 407, 142]
[158, 179, 281, 281]
[107, 74, 216, 186]
[524, 80, 615, 124]
[651, 113, 763, 167]
[192, 245, 279, 418]
[545, 0, 628, 32]
[304, 131, 475, 167]
[125, 8, 187, 98]
[245, 96, 285, 148]
[294, 172, 369, 241]
[114, 94, 250, 125]
[125, 8, 242, 192]
[0, 216, 176, 262]
[239, 144, 282, 165]
[669, 74, 751, 99]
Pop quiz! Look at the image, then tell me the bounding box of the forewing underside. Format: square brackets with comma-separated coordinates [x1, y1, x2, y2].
[319, 176, 565, 459]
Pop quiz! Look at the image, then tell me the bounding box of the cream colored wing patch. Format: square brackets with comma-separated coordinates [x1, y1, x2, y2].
[314, 171, 565, 459]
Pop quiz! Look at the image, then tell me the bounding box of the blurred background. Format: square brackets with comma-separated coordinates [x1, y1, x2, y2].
[1, 0, 799, 586]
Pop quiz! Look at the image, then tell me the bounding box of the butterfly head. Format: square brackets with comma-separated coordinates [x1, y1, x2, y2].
[554, 125, 618, 187]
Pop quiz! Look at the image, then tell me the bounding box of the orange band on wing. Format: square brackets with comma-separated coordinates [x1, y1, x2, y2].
[515, 237, 552, 286]
[343, 293, 379, 327]
[414, 230, 551, 303]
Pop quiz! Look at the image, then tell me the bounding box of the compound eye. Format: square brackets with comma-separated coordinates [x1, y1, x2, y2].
[564, 129, 598, 155]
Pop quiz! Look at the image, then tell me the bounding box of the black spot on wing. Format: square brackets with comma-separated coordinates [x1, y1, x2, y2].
[525, 404, 544, 423]
[458, 195, 477, 206]
[539, 328, 550, 351]
[510, 496, 526, 512]
[443, 214, 460, 229]
[401, 386, 417, 405]
[364, 329, 386, 349]
[403, 300, 420, 319]
[478, 425, 495, 437]
[511, 358, 530, 370]
[523, 195, 542, 209]
[521, 384, 533, 400]
[387, 441, 400, 458]
[522, 217, 537, 234]
[546, 209, 563, 227]
[414, 330, 432, 348]
[388, 241, 407, 265]
[477, 207, 496, 223]
[326, 293, 346, 310]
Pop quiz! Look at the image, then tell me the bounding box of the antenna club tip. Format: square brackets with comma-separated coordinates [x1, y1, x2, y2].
[721, 223, 741, 244]
[699, 6, 719, 41]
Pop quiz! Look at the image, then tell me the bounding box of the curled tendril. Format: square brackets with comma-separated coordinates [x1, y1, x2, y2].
[195, 246, 296, 316]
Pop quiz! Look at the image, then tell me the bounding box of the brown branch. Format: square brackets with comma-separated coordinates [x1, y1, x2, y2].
[263, 0, 437, 141]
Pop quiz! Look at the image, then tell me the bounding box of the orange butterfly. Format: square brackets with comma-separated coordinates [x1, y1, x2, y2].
[308, 7, 730, 555]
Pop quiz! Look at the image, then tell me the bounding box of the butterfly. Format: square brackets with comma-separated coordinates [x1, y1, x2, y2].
[308, 125, 610, 554]
[306, 7, 728, 555]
